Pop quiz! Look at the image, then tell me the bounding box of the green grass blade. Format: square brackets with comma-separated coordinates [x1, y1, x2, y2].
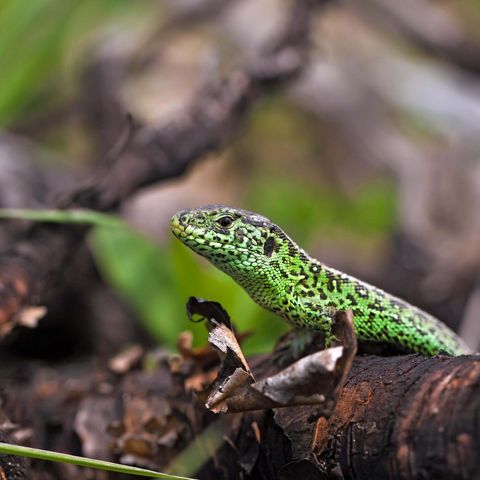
[0, 208, 122, 227]
[0, 0, 52, 59]
[0, 442, 195, 479]
[0, 0, 75, 124]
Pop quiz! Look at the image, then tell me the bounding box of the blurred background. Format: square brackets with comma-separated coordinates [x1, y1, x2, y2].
[1, 0, 480, 358]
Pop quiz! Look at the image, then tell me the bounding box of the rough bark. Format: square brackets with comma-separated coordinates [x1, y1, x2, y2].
[224, 353, 480, 480]
[313, 354, 480, 480]
[1, 351, 478, 479]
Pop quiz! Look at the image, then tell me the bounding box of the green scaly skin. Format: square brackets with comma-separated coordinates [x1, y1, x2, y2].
[171, 205, 471, 356]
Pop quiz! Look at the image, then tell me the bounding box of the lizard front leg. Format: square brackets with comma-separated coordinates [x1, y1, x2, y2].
[277, 298, 339, 361]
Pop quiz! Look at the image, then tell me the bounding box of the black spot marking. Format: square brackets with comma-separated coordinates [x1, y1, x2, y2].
[263, 237, 275, 257]
[346, 293, 356, 304]
[326, 279, 336, 292]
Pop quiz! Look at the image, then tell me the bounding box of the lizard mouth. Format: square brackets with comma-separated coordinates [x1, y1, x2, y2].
[170, 212, 207, 247]
[170, 215, 185, 238]
[171, 211, 195, 240]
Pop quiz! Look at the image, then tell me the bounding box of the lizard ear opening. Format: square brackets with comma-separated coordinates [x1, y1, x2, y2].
[263, 236, 275, 257]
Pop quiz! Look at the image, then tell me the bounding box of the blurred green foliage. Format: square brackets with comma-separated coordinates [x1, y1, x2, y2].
[0, 2, 397, 355]
[247, 176, 396, 245]
[0, 0, 141, 126]
[241, 99, 396, 241]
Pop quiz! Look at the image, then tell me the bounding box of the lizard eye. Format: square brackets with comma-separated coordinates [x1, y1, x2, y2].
[217, 215, 234, 228]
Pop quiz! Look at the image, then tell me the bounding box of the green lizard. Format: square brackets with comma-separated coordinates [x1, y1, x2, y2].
[171, 205, 471, 356]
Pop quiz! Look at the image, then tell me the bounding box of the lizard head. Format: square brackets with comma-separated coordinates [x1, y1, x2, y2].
[171, 205, 295, 277]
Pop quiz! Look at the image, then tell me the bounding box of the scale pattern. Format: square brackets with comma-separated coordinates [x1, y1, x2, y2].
[171, 205, 471, 356]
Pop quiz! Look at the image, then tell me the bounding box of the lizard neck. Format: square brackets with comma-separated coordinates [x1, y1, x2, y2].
[226, 238, 321, 322]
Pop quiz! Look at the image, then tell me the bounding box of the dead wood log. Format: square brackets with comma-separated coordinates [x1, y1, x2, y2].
[312, 353, 480, 479]
[196, 352, 480, 479]
[1, 347, 478, 479]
